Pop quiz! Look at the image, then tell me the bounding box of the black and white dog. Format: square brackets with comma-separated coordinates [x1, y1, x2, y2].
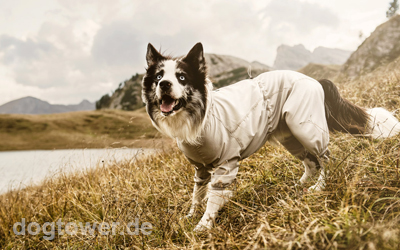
[142, 43, 400, 231]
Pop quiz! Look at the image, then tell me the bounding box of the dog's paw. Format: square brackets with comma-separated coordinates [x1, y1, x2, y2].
[183, 212, 194, 220]
[293, 183, 308, 193]
[308, 183, 324, 192]
[193, 215, 213, 232]
[180, 214, 191, 221]
[193, 221, 212, 232]
[183, 204, 199, 220]
[294, 183, 302, 189]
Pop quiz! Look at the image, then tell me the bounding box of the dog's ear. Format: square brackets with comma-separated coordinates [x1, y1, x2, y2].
[146, 43, 164, 66]
[182, 43, 206, 72]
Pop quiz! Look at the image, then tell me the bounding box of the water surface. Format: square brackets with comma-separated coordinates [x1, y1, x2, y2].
[0, 148, 150, 193]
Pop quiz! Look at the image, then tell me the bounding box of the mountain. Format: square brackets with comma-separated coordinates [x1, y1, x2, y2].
[340, 15, 400, 80]
[273, 44, 312, 70]
[0, 96, 95, 114]
[96, 74, 144, 111]
[273, 44, 352, 70]
[205, 54, 271, 87]
[96, 54, 272, 110]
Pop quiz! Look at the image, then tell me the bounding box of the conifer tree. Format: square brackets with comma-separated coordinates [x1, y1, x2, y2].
[386, 0, 399, 18]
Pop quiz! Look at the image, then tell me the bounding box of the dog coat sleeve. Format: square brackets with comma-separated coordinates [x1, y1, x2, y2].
[186, 157, 212, 185]
[194, 165, 212, 185]
[209, 159, 239, 190]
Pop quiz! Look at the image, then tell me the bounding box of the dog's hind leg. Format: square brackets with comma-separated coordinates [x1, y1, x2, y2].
[272, 123, 330, 192]
[280, 78, 330, 191]
[273, 129, 328, 191]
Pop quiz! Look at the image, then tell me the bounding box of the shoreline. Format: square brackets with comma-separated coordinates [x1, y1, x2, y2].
[0, 147, 159, 194]
[0, 137, 173, 152]
[0, 109, 173, 151]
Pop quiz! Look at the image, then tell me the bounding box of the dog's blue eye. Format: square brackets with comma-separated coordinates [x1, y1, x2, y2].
[179, 76, 185, 81]
[156, 75, 162, 80]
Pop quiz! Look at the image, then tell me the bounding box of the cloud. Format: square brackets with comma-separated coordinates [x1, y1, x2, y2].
[264, 0, 338, 31]
[262, 0, 339, 46]
[0, 0, 268, 90]
[0, 19, 110, 90]
[0, 0, 386, 105]
[0, 35, 55, 64]
[0, 33, 81, 88]
[91, 21, 145, 68]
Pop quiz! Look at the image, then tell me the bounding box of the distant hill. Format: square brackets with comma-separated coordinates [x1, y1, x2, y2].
[298, 63, 341, 80]
[96, 74, 144, 111]
[205, 54, 271, 88]
[0, 96, 95, 114]
[340, 15, 400, 80]
[96, 54, 271, 110]
[273, 44, 352, 70]
[0, 109, 165, 151]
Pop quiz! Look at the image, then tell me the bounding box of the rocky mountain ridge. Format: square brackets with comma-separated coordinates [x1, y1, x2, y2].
[0, 96, 95, 114]
[340, 15, 400, 80]
[273, 44, 352, 70]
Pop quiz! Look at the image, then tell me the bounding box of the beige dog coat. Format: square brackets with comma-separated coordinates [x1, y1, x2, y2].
[177, 70, 329, 189]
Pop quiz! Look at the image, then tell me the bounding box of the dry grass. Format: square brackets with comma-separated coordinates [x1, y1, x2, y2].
[0, 108, 171, 151]
[0, 69, 400, 249]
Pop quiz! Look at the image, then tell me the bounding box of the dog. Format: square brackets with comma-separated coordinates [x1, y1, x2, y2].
[141, 42, 400, 231]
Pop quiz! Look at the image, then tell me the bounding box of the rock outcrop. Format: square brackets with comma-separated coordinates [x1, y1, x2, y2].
[340, 15, 400, 79]
[273, 44, 352, 70]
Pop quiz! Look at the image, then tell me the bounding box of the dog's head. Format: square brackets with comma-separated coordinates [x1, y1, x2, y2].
[142, 43, 211, 143]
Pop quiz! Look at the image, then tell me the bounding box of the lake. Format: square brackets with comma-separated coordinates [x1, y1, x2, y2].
[0, 148, 151, 194]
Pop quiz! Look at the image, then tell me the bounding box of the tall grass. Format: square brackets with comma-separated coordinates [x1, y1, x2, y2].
[0, 70, 399, 249]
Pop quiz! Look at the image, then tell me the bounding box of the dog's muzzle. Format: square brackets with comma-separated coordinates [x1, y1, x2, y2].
[159, 95, 184, 115]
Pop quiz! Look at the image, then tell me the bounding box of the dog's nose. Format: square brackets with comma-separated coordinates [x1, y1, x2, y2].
[159, 81, 172, 91]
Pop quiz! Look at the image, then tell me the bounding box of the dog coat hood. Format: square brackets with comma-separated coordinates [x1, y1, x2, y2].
[177, 70, 329, 189]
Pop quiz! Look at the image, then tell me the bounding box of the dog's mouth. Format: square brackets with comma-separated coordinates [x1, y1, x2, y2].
[159, 95, 183, 115]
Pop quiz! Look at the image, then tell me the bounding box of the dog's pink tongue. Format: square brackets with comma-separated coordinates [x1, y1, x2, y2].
[160, 99, 175, 112]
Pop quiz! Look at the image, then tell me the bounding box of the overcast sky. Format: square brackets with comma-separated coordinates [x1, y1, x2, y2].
[0, 0, 389, 105]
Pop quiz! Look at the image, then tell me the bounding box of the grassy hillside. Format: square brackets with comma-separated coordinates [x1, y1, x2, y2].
[211, 67, 267, 88]
[298, 63, 341, 80]
[0, 108, 169, 151]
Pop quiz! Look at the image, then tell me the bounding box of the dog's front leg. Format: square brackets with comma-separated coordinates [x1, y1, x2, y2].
[193, 188, 232, 231]
[186, 164, 212, 218]
[186, 183, 208, 218]
[193, 160, 238, 232]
